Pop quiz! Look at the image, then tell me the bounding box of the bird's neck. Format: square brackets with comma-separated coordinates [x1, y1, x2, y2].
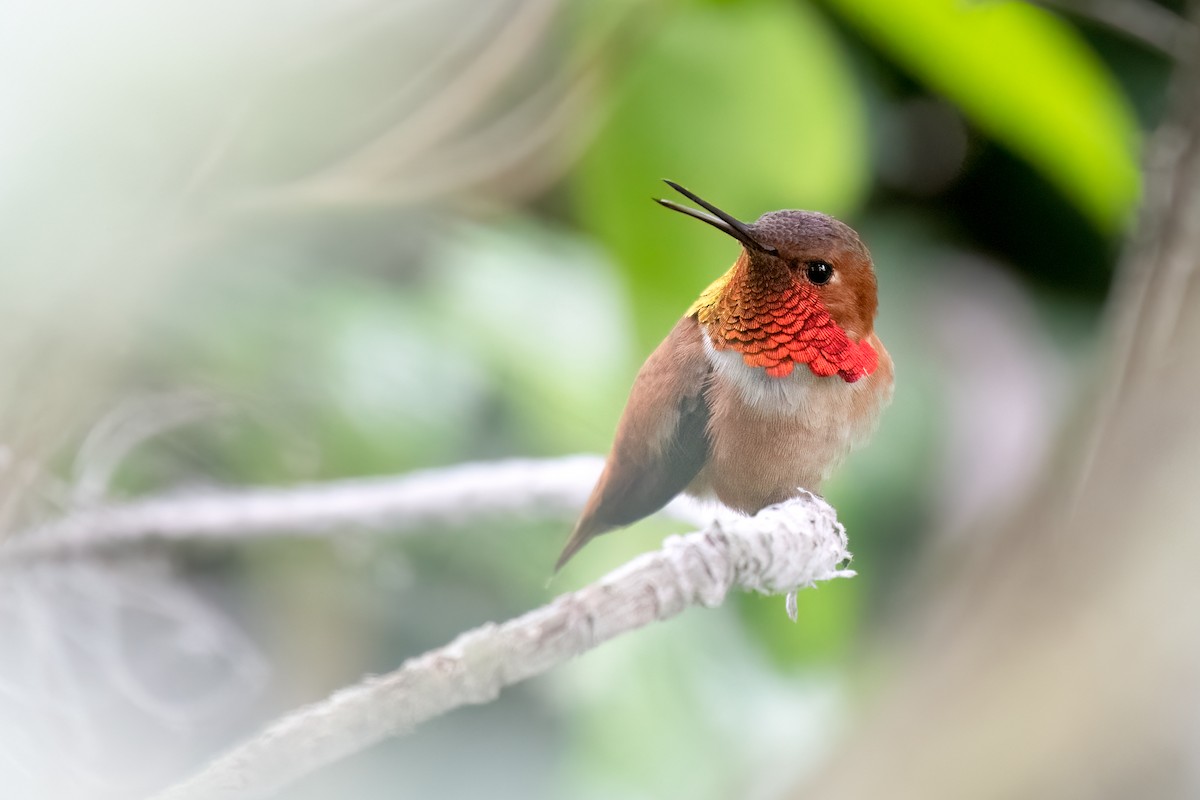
[688, 255, 878, 383]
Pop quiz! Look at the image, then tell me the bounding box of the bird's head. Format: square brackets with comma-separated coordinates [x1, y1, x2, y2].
[658, 180, 880, 382]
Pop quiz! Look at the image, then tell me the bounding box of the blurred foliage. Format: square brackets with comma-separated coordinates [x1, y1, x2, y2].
[576, 0, 869, 345]
[0, 0, 1176, 798]
[736, 579, 863, 667]
[821, 0, 1141, 231]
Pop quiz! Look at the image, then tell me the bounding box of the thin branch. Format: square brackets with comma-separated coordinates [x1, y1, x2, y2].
[0, 455, 713, 564]
[149, 493, 854, 800]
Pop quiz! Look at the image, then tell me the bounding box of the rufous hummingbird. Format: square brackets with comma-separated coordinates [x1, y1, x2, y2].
[555, 181, 893, 570]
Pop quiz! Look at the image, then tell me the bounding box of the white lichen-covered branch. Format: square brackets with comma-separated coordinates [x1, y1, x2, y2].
[0, 455, 854, 797]
[150, 494, 853, 800]
[1, 455, 703, 563]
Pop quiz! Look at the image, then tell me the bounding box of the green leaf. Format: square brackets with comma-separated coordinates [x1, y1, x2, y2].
[821, 0, 1140, 231]
[574, 0, 870, 346]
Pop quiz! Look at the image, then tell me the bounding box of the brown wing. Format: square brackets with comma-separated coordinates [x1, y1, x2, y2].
[555, 316, 711, 570]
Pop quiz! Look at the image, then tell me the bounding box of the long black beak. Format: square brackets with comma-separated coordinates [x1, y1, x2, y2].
[656, 180, 776, 255]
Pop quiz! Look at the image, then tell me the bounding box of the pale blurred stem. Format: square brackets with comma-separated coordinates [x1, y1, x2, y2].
[147, 495, 853, 800]
[69, 393, 229, 508]
[1076, 12, 1200, 496]
[283, 0, 560, 195]
[0, 456, 622, 565]
[265, 0, 654, 207]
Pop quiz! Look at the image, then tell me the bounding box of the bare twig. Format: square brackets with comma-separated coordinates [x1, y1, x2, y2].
[0, 455, 715, 564]
[149, 494, 853, 800]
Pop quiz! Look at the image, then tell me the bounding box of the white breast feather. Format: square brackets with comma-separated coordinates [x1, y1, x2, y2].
[702, 334, 814, 409]
[700, 330, 883, 450]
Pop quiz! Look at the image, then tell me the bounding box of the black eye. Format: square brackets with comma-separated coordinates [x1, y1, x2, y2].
[805, 260, 833, 285]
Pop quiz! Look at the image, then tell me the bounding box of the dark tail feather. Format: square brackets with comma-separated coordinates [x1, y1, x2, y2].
[553, 518, 610, 572]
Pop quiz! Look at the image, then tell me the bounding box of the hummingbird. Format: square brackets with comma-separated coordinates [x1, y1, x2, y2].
[555, 181, 893, 570]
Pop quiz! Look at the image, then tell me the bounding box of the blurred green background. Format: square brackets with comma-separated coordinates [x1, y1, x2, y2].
[0, 0, 1176, 797]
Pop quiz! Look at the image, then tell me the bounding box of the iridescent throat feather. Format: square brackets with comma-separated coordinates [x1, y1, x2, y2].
[688, 258, 879, 383]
